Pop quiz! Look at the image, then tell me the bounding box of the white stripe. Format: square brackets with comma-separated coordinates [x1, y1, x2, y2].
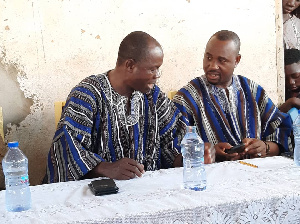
[53, 144, 61, 182]
[69, 134, 90, 170]
[69, 107, 92, 124]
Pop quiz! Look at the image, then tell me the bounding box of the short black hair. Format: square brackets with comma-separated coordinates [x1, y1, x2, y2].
[211, 30, 241, 53]
[284, 48, 300, 66]
[117, 31, 161, 66]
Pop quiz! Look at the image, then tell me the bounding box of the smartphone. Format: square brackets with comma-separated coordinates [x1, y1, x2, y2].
[225, 143, 245, 154]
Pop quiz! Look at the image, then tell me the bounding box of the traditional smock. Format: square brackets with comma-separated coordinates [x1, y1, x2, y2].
[173, 75, 292, 151]
[44, 72, 186, 183]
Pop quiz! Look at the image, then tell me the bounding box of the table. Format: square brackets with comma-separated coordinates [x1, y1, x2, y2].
[1, 156, 300, 224]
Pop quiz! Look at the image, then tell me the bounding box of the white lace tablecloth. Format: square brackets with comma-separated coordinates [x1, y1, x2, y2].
[1, 156, 300, 224]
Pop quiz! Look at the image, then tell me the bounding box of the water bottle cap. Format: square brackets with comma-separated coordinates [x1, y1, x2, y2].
[7, 141, 19, 148]
[186, 126, 197, 132]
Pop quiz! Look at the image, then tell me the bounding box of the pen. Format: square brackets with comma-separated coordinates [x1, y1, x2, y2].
[238, 161, 258, 168]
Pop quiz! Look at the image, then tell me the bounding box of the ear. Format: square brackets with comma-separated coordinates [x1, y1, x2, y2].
[125, 59, 136, 73]
[235, 54, 241, 67]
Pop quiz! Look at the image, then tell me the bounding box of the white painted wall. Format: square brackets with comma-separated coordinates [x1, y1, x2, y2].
[0, 0, 283, 185]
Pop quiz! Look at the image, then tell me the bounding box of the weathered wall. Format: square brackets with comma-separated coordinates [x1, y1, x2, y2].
[0, 0, 283, 185]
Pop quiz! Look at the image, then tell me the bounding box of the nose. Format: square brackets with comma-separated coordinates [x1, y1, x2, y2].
[209, 60, 219, 70]
[287, 0, 296, 6]
[289, 78, 296, 85]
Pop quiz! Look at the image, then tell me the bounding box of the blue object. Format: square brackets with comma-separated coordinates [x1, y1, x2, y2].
[288, 107, 299, 123]
[2, 141, 31, 212]
[181, 126, 206, 191]
[293, 111, 300, 166]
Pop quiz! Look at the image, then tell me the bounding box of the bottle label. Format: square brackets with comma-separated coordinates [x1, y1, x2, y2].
[21, 175, 29, 184]
[6, 175, 29, 187]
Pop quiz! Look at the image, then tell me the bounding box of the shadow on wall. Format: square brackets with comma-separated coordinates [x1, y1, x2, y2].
[0, 60, 33, 134]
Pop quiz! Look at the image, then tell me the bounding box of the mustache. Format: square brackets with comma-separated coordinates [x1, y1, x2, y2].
[207, 70, 220, 73]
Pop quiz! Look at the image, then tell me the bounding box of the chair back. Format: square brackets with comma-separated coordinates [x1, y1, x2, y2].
[167, 90, 177, 100]
[54, 101, 66, 128]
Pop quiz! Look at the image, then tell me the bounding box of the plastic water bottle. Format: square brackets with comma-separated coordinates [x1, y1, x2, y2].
[293, 110, 300, 166]
[2, 141, 31, 212]
[181, 126, 206, 191]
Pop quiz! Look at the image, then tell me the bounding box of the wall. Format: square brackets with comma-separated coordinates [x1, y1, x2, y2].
[0, 0, 283, 185]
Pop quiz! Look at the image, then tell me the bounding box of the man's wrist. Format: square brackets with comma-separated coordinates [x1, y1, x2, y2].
[263, 141, 270, 155]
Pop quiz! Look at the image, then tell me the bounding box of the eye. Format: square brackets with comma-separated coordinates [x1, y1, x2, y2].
[292, 73, 300, 79]
[219, 58, 227, 63]
[206, 55, 212, 60]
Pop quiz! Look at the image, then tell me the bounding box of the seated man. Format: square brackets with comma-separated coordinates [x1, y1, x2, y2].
[173, 30, 292, 162]
[43, 31, 215, 183]
[279, 48, 300, 120]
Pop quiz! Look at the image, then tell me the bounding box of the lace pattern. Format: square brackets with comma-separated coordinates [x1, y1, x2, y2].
[1, 157, 300, 223]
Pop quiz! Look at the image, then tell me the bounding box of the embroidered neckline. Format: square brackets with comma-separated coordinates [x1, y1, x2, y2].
[99, 72, 143, 127]
[202, 75, 242, 113]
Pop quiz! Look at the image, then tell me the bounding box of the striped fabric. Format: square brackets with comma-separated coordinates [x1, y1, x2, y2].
[44, 72, 186, 183]
[173, 75, 292, 152]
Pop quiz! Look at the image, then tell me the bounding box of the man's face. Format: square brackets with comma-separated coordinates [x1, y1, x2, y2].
[285, 62, 300, 94]
[282, 0, 300, 14]
[129, 44, 163, 94]
[203, 37, 240, 89]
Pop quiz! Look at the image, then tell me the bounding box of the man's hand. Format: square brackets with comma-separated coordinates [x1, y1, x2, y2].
[242, 138, 264, 158]
[279, 97, 300, 113]
[88, 158, 145, 180]
[215, 142, 243, 162]
[204, 142, 215, 164]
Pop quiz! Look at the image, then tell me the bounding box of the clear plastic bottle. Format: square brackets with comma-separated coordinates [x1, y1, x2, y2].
[293, 110, 300, 166]
[181, 126, 206, 191]
[2, 141, 31, 212]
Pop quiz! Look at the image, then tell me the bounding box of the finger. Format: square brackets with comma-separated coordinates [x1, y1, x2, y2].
[243, 138, 256, 146]
[245, 142, 260, 154]
[247, 145, 261, 155]
[136, 163, 145, 174]
[124, 158, 145, 173]
[226, 153, 239, 158]
[230, 154, 242, 161]
[139, 164, 145, 174]
[122, 163, 144, 178]
[216, 142, 232, 150]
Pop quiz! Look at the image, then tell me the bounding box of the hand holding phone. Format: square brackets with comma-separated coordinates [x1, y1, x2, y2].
[224, 143, 245, 154]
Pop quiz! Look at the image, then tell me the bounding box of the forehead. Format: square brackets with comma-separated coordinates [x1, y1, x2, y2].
[205, 37, 238, 58]
[139, 44, 163, 65]
[285, 62, 300, 75]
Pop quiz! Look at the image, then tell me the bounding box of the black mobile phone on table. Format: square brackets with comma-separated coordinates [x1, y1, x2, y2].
[88, 179, 119, 196]
[225, 143, 245, 154]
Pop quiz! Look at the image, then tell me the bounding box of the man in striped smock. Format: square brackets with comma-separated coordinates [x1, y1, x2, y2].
[173, 30, 292, 162]
[43, 31, 215, 183]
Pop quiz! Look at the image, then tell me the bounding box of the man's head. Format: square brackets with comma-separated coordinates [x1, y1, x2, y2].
[116, 31, 163, 94]
[203, 30, 241, 88]
[284, 48, 300, 95]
